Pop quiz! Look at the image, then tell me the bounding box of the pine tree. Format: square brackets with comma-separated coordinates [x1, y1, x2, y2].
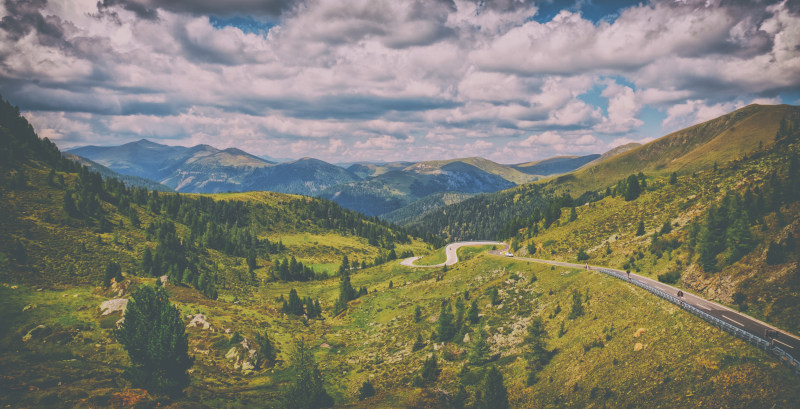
[669, 172, 678, 184]
[437, 300, 456, 342]
[12, 239, 27, 265]
[420, 352, 439, 383]
[103, 261, 122, 287]
[115, 285, 193, 397]
[468, 330, 489, 365]
[467, 299, 480, 325]
[636, 220, 645, 236]
[524, 316, 549, 366]
[255, 331, 278, 369]
[413, 333, 426, 351]
[481, 367, 509, 409]
[624, 174, 641, 201]
[569, 206, 577, 221]
[414, 305, 423, 323]
[63, 191, 78, 217]
[142, 247, 153, 276]
[283, 338, 334, 409]
[568, 290, 584, 319]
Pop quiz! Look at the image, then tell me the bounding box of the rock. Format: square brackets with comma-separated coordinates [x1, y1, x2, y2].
[22, 325, 50, 342]
[99, 299, 128, 316]
[187, 314, 213, 331]
[225, 347, 238, 360]
[633, 328, 646, 338]
[159, 275, 168, 285]
[22, 304, 36, 312]
[320, 342, 332, 348]
[463, 333, 471, 344]
[634, 343, 644, 351]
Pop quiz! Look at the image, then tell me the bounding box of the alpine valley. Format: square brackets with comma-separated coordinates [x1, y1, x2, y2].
[3, 94, 800, 408]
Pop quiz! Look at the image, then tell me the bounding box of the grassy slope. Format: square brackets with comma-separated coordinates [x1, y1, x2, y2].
[514, 141, 800, 336]
[3, 251, 799, 407]
[546, 104, 797, 194]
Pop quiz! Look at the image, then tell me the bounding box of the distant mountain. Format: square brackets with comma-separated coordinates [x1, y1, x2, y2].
[68, 139, 361, 195]
[63, 153, 173, 192]
[318, 158, 528, 216]
[512, 154, 600, 176]
[241, 158, 360, 195]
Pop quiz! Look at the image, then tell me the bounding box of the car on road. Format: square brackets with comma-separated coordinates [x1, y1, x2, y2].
[504, 252, 513, 257]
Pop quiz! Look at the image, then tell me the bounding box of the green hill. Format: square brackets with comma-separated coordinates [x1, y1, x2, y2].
[2, 96, 800, 408]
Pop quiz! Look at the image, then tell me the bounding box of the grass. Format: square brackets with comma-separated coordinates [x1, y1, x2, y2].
[416, 247, 447, 265]
[2, 241, 799, 408]
[514, 139, 800, 336]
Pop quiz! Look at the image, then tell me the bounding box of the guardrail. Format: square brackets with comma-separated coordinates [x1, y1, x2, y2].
[595, 268, 800, 376]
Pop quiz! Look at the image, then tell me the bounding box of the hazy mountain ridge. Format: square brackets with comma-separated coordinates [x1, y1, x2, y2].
[68, 140, 597, 217]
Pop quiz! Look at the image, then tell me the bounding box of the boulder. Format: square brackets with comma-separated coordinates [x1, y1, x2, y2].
[186, 314, 213, 331]
[99, 299, 128, 316]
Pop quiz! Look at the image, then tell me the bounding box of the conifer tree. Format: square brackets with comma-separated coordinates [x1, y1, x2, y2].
[420, 352, 439, 383]
[12, 239, 26, 265]
[63, 191, 78, 217]
[569, 206, 577, 221]
[283, 338, 334, 409]
[357, 380, 376, 400]
[524, 316, 549, 366]
[636, 220, 645, 236]
[255, 331, 278, 369]
[115, 285, 193, 397]
[624, 174, 641, 201]
[481, 366, 509, 409]
[568, 289, 584, 319]
[437, 300, 456, 342]
[141, 247, 153, 276]
[468, 330, 489, 365]
[467, 299, 480, 325]
[413, 333, 425, 352]
[669, 172, 678, 184]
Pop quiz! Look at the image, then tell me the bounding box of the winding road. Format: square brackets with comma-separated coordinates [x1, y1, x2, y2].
[402, 241, 800, 367]
[399, 241, 504, 267]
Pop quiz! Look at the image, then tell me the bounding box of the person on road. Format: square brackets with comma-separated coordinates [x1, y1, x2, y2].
[626, 270, 631, 280]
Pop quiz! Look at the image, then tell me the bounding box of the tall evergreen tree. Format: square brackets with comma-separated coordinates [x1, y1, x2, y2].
[437, 300, 456, 342]
[481, 367, 509, 409]
[467, 299, 480, 325]
[420, 352, 440, 383]
[635, 220, 645, 236]
[115, 285, 193, 397]
[624, 174, 641, 201]
[283, 338, 334, 409]
[255, 331, 278, 369]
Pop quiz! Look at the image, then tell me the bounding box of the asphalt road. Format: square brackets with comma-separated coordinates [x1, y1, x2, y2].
[399, 241, 504, 267]
[403, 242, 800, 355]
[510, 255, 800, 354]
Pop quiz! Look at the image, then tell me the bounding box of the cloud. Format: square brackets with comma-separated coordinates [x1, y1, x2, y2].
[1, 0, 798, 164]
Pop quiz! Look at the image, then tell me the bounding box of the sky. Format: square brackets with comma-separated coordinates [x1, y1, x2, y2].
[1, 0, 799, 164]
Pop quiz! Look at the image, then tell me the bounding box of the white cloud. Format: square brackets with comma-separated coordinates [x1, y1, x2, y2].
[1, 0, 797, 164]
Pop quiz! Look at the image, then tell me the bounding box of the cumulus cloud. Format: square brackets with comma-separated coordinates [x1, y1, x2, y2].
[0, 0, 798, 163]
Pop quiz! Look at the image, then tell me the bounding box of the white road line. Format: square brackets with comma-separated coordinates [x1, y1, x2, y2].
[722, 315, 745, 327]
[695, 304, 710, 311]
[774, 339, 794, 349]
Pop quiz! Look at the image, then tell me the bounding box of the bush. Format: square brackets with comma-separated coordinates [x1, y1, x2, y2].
[657, 271, 681, 284]
[357, 380, 376, 400]
[576, 249, 589, 261]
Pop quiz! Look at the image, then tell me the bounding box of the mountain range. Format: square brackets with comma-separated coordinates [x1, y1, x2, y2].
[68, 140, 601, 217]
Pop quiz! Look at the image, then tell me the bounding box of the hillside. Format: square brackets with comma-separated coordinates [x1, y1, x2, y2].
[512, 154, 600, 176]
[3, 96, 800, 407]
[549, 104, 799, 194]
[411, 104, 800, 337]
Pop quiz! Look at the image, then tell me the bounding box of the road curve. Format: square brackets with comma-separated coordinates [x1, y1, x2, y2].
[511, 256, 800, 356]
[400, 241, 505, 267]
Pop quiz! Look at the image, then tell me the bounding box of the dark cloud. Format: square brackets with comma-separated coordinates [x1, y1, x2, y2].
[237, 95, 461, 120]
[0, 0, 69, 47]
[97, 0, 299, 20]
